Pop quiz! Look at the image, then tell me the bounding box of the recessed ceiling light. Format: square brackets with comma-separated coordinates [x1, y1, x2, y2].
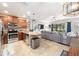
[22, 15, 26, 18]
[2, 3, 8, 7]
[26, 11, 30, 15]
[4, 10, 8, 13]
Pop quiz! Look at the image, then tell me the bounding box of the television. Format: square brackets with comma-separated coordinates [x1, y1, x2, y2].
[40, 25, 44, 29]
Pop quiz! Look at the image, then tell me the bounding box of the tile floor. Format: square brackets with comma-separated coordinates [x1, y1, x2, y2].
[2, 38, 69, 56]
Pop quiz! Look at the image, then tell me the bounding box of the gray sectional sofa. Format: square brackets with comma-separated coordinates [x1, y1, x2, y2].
[41, 31, 71, 45]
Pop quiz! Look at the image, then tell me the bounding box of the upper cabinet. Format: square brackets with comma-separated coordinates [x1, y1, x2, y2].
[0, 13, 28, 28]
[17, 18, 27, 28]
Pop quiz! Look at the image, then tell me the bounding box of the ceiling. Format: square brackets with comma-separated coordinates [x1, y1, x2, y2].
[0, 2, 63, 21]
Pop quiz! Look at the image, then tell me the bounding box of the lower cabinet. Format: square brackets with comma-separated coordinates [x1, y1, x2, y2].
[18, 32, 26, 41]
[2, 33, 8, 44]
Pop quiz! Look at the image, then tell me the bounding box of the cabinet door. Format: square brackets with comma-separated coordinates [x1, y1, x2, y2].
[2, 33, 8, 44]
[18, 32, 26, 41]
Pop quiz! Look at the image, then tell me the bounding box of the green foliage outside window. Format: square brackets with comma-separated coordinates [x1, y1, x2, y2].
[51, 23, 65, 32]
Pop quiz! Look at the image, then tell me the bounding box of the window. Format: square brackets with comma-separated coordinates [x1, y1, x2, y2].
[51, 23, 65, 32]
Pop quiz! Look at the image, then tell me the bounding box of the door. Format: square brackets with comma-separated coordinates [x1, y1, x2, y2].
[67, 22, 71, 32]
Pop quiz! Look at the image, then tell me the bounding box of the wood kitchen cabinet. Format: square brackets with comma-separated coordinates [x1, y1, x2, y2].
[18, 32, 26, 41]
[2, 33, 8, 44]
